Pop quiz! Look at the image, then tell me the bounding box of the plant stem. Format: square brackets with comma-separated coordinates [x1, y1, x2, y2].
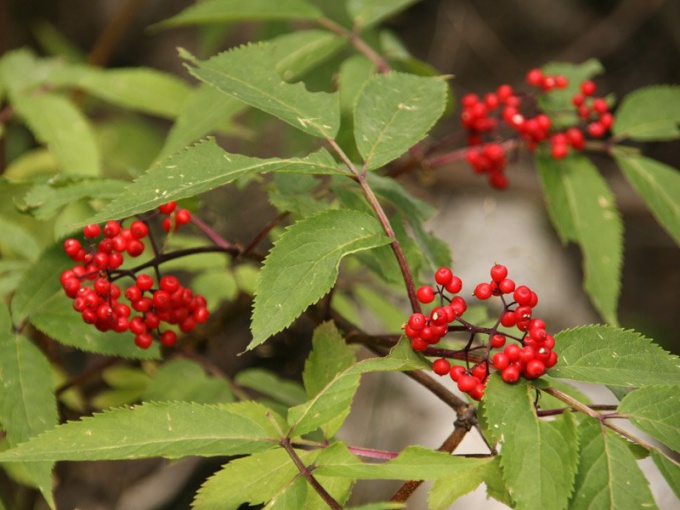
[318, 17, 391, 74]
[190, 215, 235, 250]
[241, 211, 289, 256]
[326, 137, 421, 313]
[542, 386, 678, 464]
[347, 445, 400, 460]
[280, 438, 342, 510]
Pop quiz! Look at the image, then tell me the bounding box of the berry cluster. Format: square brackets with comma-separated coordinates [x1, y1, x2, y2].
[158, 201, 192, 232]
[461, 68, 613, 189]
[60, 202, 209, 349]
[404, 264, 557, 400]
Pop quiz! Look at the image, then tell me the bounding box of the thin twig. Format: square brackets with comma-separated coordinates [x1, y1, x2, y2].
[87, 0, 148, 67]
[318, 17, 391, 74]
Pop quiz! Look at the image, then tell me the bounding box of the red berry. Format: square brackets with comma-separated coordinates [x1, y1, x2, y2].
[519, 346, 537, 364]
[407, 312, 426, 331]
[490, 264, 508, 282]
[501, 311, 517, 327]
[457, 374, 478, 393]
[193, 307, 210, 324]
[580, 80, 596, 96]
[125, 286, 142, 302]
[411, 338, 428, 351]
[501, 365, 521, 383]
[432, 358, 451, 376]
[159, 275, 180, 293]
[526, 68, 543, 87]
[103, 220, 121, 238]
[160, 330, 177, 347]
[445, 276, 463, 294]
[450, 296, 467, 317]
[551, 143, 569, 160]
[130, 220, 149, 239]
[554, 75, 568, 88]
[469, 383, 485, 401]
[83, 224, 101, 238]
[471, 362, 488, 380]
[175, 209, 191, 225]
[416, 285, 435, 304]
[525, 359, 546, 379]
[127, 240, 145, 257]
[153, 290, 172, 309]
[492, 352, 510, 371]
[498, 278, 515, 294]
[474, 283, 492, 300]
[109, 252, 124, 269]
[491, 334, 506, 349]
[129, 317, 147, 335]
[63, 238, 81, 258]
[513, 286, 533, 306]
[159, 201, 177, 214]
[587, 122, 606, 138]
[434, 267, 453, 286]
[497, 84, 513, 101]
[135, 333, 153, 349]
[136, 274, 153, 291]
[430, 307, 449, 326]
[450, 365, 466, 382]
[144, 312, 160, 329]
[161, 217, 173, 232]
[504, 344, 521, 361]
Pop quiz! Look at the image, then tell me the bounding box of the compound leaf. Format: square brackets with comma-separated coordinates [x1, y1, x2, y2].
[12, 92, 100, 176]
[551, 325, 680, 387]
[158, 84, 246, 159]
[0, 304, 57, 508]
[19, 178, 128, 221]
[81, 139, 341, 226]
[482, 375, 578, 510]
[47, 65, 191, 119]
[651, 450, 680, 499]
[537, 152, 622, 325]
[156, 0, 322, 29]
[30, 292, 160, 359]
[0, 401, 283, 462]
[613, 148, 680, 246]
[0, 216, 41, 262]
[11, 242, 72, 324]
[618, 386, 680, 452]
[315, 443, 491, 481]
[429, 457, 497, 510]
[193, 447, 318, 510]
[250, 209, 392, 349]
[287, 338, 427, 437]
[186, 43, 340, 139]
[569, 417, 658, 510]
[354, 72, 447, 170]
[613, 85, 680, 141]
[348, 0, 420, 30]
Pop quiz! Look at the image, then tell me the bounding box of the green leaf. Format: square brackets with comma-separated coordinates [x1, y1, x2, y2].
[613, 149, 680, 245]
[0, 304, 57, 508]
[193, 447, 318, 510]
[144, 360, 233, 403]
[354, 284, 405, 333]
[156, 0, 322, 29]
[19, 178, 128, 221]
[618, 386, 680, 452]
[12, 92, 100, 176]
[0, 401, 283, 462]
[429, 456, 498, 510]
[302, 322, 357, 435]
[651, 450, 680, 499]
[30, 293, 161, 359]
[250, 209, 392, 349]
[0, 216, 41, 262]
[354, 72, 447, 170]
[186, 43, 340, 138]
[47, 65, 191, 119]
[315, 443, 491, 480]
[236, 369, 307, 407]
[303, 322, 357, 398]
[348, 0, 420, 29]
[536, 152, 622, 325]
[482, 375, 579, 510]
[273, 30, 346, 83]
[158, 84, 246, 159]
[82, 139, 341, 226]
[287, 338, 427, 436]
[339, 55, 375, 114]
[569, 417, 658, 510]
[613, 86, 680, 141]
[551, 325, 680, 387]
[10, 242, 73, 324]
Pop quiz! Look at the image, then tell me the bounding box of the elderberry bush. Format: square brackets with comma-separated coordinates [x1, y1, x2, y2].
[0, 2, 678, 510]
